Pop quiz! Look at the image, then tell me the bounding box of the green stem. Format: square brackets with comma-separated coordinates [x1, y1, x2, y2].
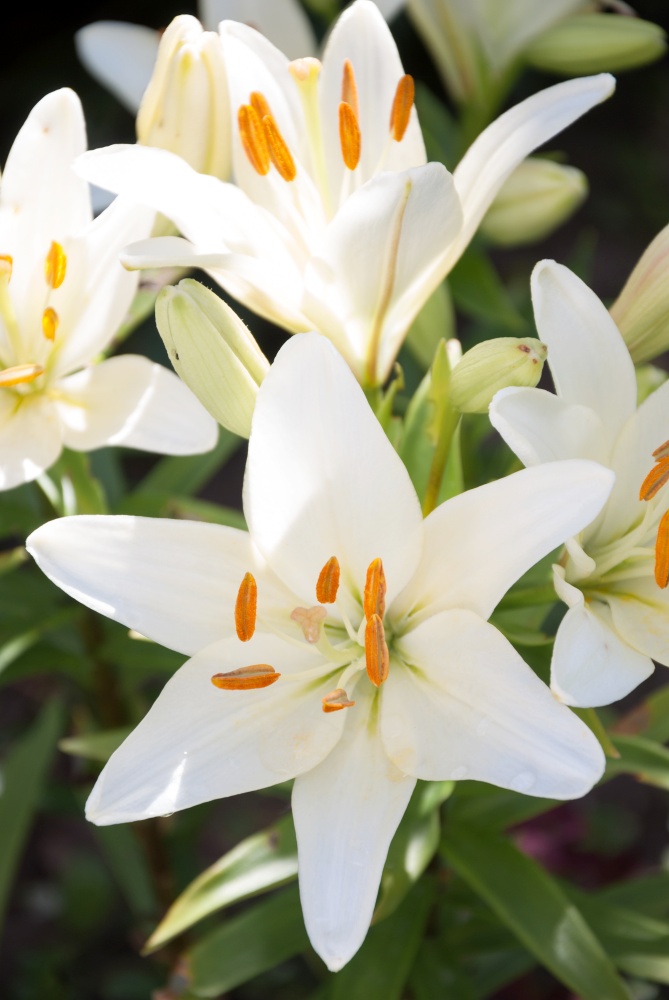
[422, 409, 460, 517]
[575, 707, 621, 760]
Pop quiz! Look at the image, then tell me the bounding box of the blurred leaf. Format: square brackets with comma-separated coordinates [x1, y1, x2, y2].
[405, 283, 455, 371]
[145, 813, 298, 952]
[410, 940, 477, 1000]
[441, 823, 629, 1000]
[597, 873, 669, 921]
[187, 885, 308, 997]
[0, 700, 62, 933]
[117, 492, 246, 529]
[614, 685, 669, 743]
[0, 546, 28, 575]
[59, 726, 132, 763]
[0, 606, 81, 677]
[413, 82, 459, 168]
[449, 249, 527, 335]
[400, 376, 463, 504]
[58, 449, 108, 515]
[607, 734, 669, 790]
[447, 781, 557, 830]
[93, 823, 160, 919]
[130, 429, 239, 500]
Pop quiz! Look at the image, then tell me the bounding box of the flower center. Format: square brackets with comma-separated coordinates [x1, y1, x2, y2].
[639, 439, 669, 588]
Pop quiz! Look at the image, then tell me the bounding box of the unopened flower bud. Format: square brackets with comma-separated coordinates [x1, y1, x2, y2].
[481, 158, 587, 247]
[155, 279, 269, 438]
[450, 338, 547, 414]
[137, 15, 230, 178]
[610, 223, 669, 365]
[525, 13, 666, 76]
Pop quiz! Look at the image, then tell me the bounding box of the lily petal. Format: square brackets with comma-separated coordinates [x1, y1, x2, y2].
[75, 22, 160, 113]
[608, 578, 669, 669]
[209, 0, 318, 58]
[0, 393, 62, 490]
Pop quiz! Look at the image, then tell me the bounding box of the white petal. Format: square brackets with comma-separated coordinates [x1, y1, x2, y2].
[608, 579, 669, 669]
[447, 75, 615, 269]
[372, 0, 406, 20]
[0, 393, 62, 490]
[208, 0, 317, 57]
[27, 515, 291, 656]
[87, 633, 347, 824]
[293, 685, 415, 971]
[244, 334, 423, 610]
[391, 460, 614, 625]
[75, 22, 160, 112]
[383, 609, 605, 798]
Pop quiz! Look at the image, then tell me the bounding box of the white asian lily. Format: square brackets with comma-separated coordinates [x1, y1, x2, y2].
[0, 89, 217, 492]
[28, 332, 614, 970]
[490, 260, 669, 708]
[75, 0, 614, 386]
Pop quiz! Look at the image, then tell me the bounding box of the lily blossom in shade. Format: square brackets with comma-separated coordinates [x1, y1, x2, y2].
[490, 260, 669, 708]
[75, 0, 615, 386]
[28, 333, 614, 970]
[0, 89, 217, 492]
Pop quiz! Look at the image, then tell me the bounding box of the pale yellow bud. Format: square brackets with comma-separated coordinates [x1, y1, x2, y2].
[137, 15, 231, 178]
[155, 279, 269, 438]
[450, 338, 547, 414]
[481, 157, 587, 247]
[525, 13, 666, 76]
[610, 223, 669, 365]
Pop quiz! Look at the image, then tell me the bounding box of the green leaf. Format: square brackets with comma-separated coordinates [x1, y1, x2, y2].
[59, 726, 132, 763]
[187, 886, 308, 997]
[83, 806, 159, 919]
[145, 813, 298, 952]
[448, 249, 527, 334]
[409, 940, 477, 1000]
[0, 701, 62, 933]
[130, 428, 239, 500]
[613, 684, 669, 743]
[0, 605, 81, 678]
[405, 283, 455, 371]
[413, 82, 459, 168]
[597, 872, 669, 921]
[447, 780, 557, 830]
[607, 734, 669, 790]
[441, 823, 630, 1000]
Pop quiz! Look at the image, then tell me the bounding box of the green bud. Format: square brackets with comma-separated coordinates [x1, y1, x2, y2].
[610, 223, 669, 365]
[155, 279, 269, 438]
[481, 157, 587, 247]
[525, 13, 666, 76]
[450, 337, 547, 414]
[636, 364, 668, 405]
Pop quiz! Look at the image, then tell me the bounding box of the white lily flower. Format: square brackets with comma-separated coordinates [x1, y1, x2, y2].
[28, 333, 613, 969]
[490, 260, 669, 708]
[0, 90, 217, 492]
[75, 0, 614, 386]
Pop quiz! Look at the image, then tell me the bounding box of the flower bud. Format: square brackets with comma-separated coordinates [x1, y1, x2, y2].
[610, 223, 669, 365]
[450, 337, 547, 414]
[155, 279, 269, 438]
[636, 364, 668, 405]
[137, 15, 231, 179]
[480, 157, 587, 247]
[525, 13, 666, 76]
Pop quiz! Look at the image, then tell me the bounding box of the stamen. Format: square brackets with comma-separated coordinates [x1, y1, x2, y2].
[289, 57, 322, 84]
[42, 306, 59, 341]
[365, 613, 389, 686]
[363, 558, 386, 619]
[250, 91, 271, 121]
[45, 241, 67, 289]
[290, 605, 327, 643]
[322, 687, 355, 713]
[263, 114, 297, 182]
[389, 75, 415, 142]
[341, 59, 360, 122]
[339, 102, 361, 171]
[640, 456, 669, 501]
[235, 572, 257, 642]
[238, 104, 271, 176]
[0, 363, 44, 388]
[211, 664, 280, 690]
[653, 440, 669, 461]
[316, 556, 340, 604]
[655, 509, 669, 588]
[0, 255, 13, 281]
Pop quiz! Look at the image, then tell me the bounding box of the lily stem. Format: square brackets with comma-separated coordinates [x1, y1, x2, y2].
[422, 408, 460, 517]
[575, 707, 621, 760]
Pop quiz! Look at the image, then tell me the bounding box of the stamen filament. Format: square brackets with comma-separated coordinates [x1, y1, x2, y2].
[235, 572, 258, 642]
[238, 104, 271, 176]
[316, 556, 340, 604]
[322, 687, 355, 713]
[390, 75, 415, 142]
[45, 241, 67, 289]
[363, 557, 386, 619]
[655, 509, 669, 588]
[339, 102, 361, 171]
[365, 613, 389, 686]
[211, 664, 280, 690]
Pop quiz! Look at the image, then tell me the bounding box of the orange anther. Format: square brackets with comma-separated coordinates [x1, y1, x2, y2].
[290, 605, 327, 643]
[365, 614, 389, 687]
[640, 456, 669, 501]
[322, 688, 356, 713]
[211, 664, 280, 690]
[250, 91, 271, 121]
[363, 558, 386, 620]
[0, 363, 44, 388]
[45, 241, 67, 289]
[0, 255, 13, 280]
[263, 114, 297, 182]
[653, 440, 669, 461]
[42, 307, 59, 341]
[655, 509, 669, 588]
[341, 59, 359, 122]
[316, 556, 340, 604]
[235, 572, 257, 642]
[339, 102, 361, 171]
[238, 104, 271, 176]
[390, 74, 414, 142]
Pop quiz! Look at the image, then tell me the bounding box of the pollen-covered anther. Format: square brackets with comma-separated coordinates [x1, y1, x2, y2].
[262, 114, 297, 182]
[316, 556, 340, 604]
[211, 664, 280, 690]
[652, 439, 669, 461]
[235, 571, 258, 642]
[0, 255, 13, 281]
[290, 605, 327, 643]
[238, 104, 271, 176]
[363, 557, 386, 620]
[42, 307, 59, 341]
[322, 688, 355, 713]
[639, 456, 669, 501]
[250, 91, 271, 120]
[339, 102, 361, 171]
[365, 613, 389, 687]
[45, 241, 67, 289]
[0, 363, 44, 388]
[655, 509, 669, 588]
[341, 59, 360, 122]
[390, 74, 415, 142]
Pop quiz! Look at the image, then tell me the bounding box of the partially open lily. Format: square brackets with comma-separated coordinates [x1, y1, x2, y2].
[0, 90, 217, 491]
[28, 333, 614, 970]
